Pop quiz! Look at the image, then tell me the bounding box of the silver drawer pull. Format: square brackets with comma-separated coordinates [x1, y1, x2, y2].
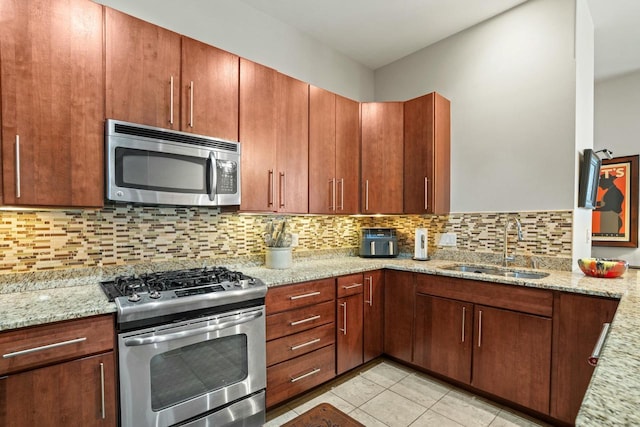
[290, 315, 321, 326]
[3, 337, 87, 358]
[290, 338, 321, 351]
[290, 368, 321, 383]
[589, 323, 611, 366]
[290, 291, 321, 300]
[99, 362, 106, 419]
[342, 283, 362, 290]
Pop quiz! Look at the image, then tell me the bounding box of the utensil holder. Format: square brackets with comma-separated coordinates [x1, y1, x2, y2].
[265, 247, 292, 269]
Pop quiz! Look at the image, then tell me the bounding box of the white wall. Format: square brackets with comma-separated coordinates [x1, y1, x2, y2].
[592, 69, 640, 266]
[93, 0, 374, 101]
[572, 0, 596, 268]
[374, 0, 578, 213]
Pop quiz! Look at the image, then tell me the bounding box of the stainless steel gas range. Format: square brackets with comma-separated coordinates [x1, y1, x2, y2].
[100, 266, 267, 427]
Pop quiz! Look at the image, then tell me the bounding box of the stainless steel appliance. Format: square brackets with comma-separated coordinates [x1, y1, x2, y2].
[100, 266, 267, 427]
[105, 119, 241, 207]
[359, 228, 399, 258]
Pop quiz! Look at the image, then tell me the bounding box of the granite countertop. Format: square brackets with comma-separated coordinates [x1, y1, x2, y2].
[0, 257, 637, 426]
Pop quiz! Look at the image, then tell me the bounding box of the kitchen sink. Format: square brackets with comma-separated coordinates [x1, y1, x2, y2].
[441, 264, 549, 280]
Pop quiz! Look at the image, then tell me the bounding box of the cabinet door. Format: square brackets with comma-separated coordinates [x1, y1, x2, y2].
[308, 86, 336, 214]
[361, 102, 404, 214]
[239, 59, 277, 212]
[335, 94, 360, 214]
[383, 270, 414, 363]
[363, 270, 384, 363]
[276, 73, 308, 213]
[0, 352, 116, 427]
[551, 293, 619, 424]
[337, 292, 364, 375]
[0, 0, 104, 207]
[473, 305, 552, 414]
[414, 294, 472, 383]
[181, 37, 239, 141]
[105, 8, 181, 130]
[403, 92, 450, 214]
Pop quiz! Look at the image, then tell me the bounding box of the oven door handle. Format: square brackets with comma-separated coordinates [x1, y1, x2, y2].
[123, 311, 263, 346]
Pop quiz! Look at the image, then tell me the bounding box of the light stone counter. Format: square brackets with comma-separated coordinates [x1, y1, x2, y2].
[0, 256, 637, 426]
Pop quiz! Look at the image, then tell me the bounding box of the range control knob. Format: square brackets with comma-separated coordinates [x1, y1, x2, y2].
[234, 279, 250, 289]
[128, 293, 141, 302]
[149, 290, 161, 299]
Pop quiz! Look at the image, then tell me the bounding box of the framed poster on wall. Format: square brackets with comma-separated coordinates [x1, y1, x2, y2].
[592, 155, 639, 247]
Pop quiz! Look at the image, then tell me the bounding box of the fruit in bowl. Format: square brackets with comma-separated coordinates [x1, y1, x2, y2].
[577, 258, 628, 278]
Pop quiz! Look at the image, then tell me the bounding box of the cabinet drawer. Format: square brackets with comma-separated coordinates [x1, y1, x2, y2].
[416, 275, 553, 317]
[266, 344, 335, 408]
[267, 323, 335, 366]
[266, 278, 335, 315]
[337, 273, 364, 298]
[0, 315, 114, 375]
[266, 301, 334, 341]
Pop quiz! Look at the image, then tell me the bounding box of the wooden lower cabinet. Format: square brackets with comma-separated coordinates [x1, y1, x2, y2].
[266, 344, 335, 408]
[551, 293, 619, 424]
[0, 352, 116, 427]
[363, 270, 384, 363]
[413, 294, 472, 384]
[336, 292, 364, 374]
[383, 270, 415, 363]
[472, 305, 552, 414]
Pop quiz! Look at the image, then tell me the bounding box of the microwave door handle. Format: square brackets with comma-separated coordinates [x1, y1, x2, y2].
[207, 152, 217, 202]
[123, 311, 263, 346]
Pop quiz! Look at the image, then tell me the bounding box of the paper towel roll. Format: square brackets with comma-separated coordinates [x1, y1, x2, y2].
[414, 228, 428, 260]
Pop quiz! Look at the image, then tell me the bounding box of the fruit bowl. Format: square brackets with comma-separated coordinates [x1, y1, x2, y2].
[577, 258, 628, 278]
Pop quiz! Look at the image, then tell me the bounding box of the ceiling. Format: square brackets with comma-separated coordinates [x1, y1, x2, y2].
[238, 0, 640, 80]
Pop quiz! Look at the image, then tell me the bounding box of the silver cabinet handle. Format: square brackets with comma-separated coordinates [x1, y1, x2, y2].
[330, 178, 336, 211]
[291, 338, 321, 351]
[189, 80, 194, 127]
[342, 283, 362, 290]
[365, 179, 369, 211]
[424, 177, 428, 210]
[169, 76, 174, 125]
[268, 170, 274, 207]
[339, 302, 347, 335]
[290, 368, 321, 383]
[3, 337, 87, 358]
[99, 362, 106, 419]
[364, 276, 373, 306]
[279, 172, 286, 208]
[290, 315, 321, 326]
[589, 323, 611, 366]
[290, 291, 321, 300]
[478, 310, 483, 348]
[461, 307, 466, 343]
[370, 241, 375, 255]
[339, 178, 344, 211]
[15, 135, 21, 199]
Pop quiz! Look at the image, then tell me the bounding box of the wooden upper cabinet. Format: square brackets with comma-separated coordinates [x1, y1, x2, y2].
[276, 73, 309, 213]
[105, 7, 181, 130]
[239, 59, 308, 213]
[105, 9, 239, 140]
[309, 86, 359, 214]
[180, 37, 239, 141]
[361, 102, 404, 214]
[239, 59, 277, 212]
[0, 0, 104, 207]
[404, 92, 450, 214]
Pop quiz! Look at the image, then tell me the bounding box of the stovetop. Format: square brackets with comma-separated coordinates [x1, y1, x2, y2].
[100, 266, 267, 330]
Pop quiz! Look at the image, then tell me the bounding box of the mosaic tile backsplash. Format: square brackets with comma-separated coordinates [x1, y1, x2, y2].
[0, 205, 573, 274]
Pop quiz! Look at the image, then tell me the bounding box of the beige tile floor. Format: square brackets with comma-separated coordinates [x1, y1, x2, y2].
[265, 359, 553, 427]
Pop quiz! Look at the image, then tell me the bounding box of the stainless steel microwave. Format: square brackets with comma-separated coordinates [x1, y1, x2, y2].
[105, 120, 241, 207]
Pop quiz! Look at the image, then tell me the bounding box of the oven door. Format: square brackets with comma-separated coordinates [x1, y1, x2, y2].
[118, 306, 266, 427]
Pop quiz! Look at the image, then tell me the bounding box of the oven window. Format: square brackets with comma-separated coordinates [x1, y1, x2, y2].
[149, 334, 248, 411]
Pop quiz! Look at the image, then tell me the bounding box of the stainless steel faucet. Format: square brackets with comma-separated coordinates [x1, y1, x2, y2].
[503, 216, 524, 267]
